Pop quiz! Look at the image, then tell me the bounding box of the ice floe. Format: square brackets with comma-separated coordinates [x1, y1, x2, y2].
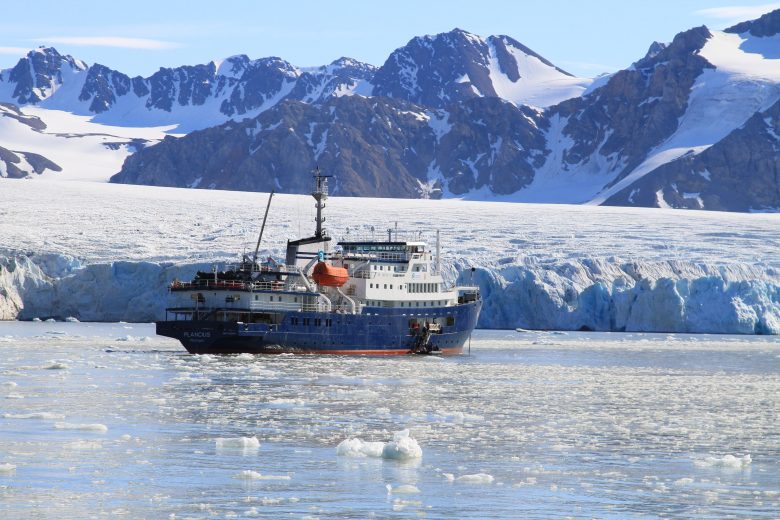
[54, 422, 108, 433]
[233, 470, 291, 480]
[336, 429, 423, 460]
[215, 436, 261, 450]
[3, 412, 65, 420]
[455, 473, 495, 484]
[694, 454, 752, 469]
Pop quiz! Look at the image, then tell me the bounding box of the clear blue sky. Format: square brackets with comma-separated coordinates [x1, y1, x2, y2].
[1, 1, 778, 78]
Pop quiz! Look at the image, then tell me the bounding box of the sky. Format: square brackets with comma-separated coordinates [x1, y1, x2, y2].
[1, 1, 779, 78]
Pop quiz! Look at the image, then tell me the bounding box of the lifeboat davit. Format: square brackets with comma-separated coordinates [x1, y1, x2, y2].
[312, 262, 349, 287]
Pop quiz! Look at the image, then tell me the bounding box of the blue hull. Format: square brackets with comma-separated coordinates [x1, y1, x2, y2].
[156, 300, 481, 355]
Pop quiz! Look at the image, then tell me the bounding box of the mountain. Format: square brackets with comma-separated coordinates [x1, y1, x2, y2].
[0, 48, 377, 132]
[111, 13, 780, 211]
[372, 28, 591, 108]
[3, 14, 780, 211]
[111, 95, 547, 197]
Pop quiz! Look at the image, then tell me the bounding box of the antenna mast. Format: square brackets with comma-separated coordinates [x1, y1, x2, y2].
[312, 166, 331, 238]
[252, 191, 275, 267]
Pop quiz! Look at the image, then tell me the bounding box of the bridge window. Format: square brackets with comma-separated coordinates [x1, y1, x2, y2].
[325, 318, 332, 327]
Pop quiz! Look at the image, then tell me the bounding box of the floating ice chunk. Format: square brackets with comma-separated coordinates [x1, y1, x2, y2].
[0, 463, 16, 474]
[5, 393, 24, 399]
[234, 353, 254, 360]
[64, 316, 79, 322]
[66, 440, 104, 450]
[694, 454, 752, 469]
[674, 477, 694, 486]
[389, 484, 420, 494]
[44, 362, 68, 370]
[392, 498, 422, 511]
[215, 436, 261, 450]
[336, 429, 422, 460]
[335, 438, 385, 458]
[3, 412, 65, 420]
[233, 470, 291, 480]
[382, 430, 423, 460]
[32, 317, 41, 322]
[54, 422, 108, 433]
[1, 382, 17, 388]
[443, 473, 455, 481]
[455, 473, 495, 484]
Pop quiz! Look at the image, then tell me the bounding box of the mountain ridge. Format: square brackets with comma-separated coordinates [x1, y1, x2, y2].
[2, 14, 780, 212]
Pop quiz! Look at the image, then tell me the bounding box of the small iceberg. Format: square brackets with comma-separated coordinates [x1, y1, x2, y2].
[336, 429, 422, 461]
[233, 470, 291, 480]
[215, 436, 261, 450]
[54, 422, 108, 433]
[694, 454, 751, 469]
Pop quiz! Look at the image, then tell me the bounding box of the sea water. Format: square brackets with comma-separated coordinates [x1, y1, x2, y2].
[0, 322, 778, 518]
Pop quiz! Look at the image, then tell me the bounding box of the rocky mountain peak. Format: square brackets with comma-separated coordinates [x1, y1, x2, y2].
[725, 8, 780, 37]
[6, 47, 87, 104]
[643, 41, 668, 60]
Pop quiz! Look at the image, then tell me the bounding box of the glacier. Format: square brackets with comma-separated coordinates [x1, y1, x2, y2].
[2, 251, 778, 334]
[1, 179, 778, 333]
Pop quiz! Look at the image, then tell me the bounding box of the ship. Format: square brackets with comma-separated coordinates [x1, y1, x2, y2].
[155, 168, 482, 355]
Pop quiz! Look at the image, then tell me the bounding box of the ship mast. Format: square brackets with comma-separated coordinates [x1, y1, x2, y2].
[312, 166, 331, 238]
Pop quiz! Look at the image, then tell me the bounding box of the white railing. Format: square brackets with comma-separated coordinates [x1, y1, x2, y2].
[340, 230, 431, 243]
[341, 251, 415, 262]
[250, 301, 324, 312]
[249, 301, 356, 314]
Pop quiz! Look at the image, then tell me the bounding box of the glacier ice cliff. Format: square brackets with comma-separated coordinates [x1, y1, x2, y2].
[455, 258, 780, 334]
[1, 252, 779, 334]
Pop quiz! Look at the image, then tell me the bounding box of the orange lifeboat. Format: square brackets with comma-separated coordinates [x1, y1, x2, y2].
[312, 262, 349, 287]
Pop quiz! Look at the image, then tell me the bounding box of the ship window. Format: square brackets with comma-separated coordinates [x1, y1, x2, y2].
[384, 284, 387, 289]
[254, 295, 258, 301]
[303, 318, 310, 326]
[291, 317, 299, 325]
[390, 285, 393, 289]
[314, 318, 322, 326]
[294, 297, 298, 302]
[416, 302, 419, 307]
[326, 318, 332, 327]
[447, 316, 455, 326]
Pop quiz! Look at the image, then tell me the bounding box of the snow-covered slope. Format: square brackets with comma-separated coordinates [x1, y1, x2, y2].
[0, 104, 169, 181]
[1, 179, 778, 332]
[588, 29, 780, 206]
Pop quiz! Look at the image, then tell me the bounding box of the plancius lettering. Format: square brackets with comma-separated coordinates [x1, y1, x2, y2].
[183, 331, 211, 339]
